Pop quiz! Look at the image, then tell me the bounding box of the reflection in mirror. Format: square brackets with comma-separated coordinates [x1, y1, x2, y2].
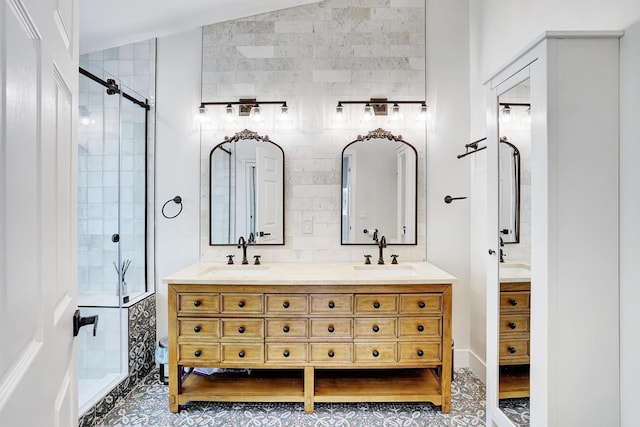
[497, 80, 531, 426]
[341, 128, 417, 245]
[499, 137, 520, 244]
[209, 130, 284, 245]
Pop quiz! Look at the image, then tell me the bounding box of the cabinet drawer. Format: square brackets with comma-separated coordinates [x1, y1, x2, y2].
[399, 294, 442, 314]
[221, 293, 263, 313]
[310, 343, 353, 363]
[266, 343, 307, 363]
[354, 342, 396, 363]
[221, 319, 264, 339]
[310, 294, 352, 314]
[354, 318, 396, 338]
[499, 339, 530, 364]
[398, 317, 442, 338]
[500, 314, 530, 335]
[310, 318, 352, 338]
[221, 343, 264, 363]
[500, 291, 530, 312]
[266, 319, 307, 339]
[398, 342, 441, 363]
[265, 294, 308, 314]
[177, 293, 219, 315]
[354, 294, 398, 314]
[178, 343, 219, 364]
[178, 318, 219, 339]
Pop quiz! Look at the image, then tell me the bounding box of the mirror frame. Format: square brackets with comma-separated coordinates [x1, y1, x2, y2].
[340, 128, 418, 246]
[499, 137, 521, 244]
[208, 129, 285, 246]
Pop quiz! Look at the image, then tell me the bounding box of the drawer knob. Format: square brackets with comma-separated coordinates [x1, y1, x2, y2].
[417, 325, 424, 332]
[283, 350, 290, 358]
[509, 299, 518, 307]
[417, 349, 424, 357]
[238, 326, 245, 333]
[328, 301, 335, 309]
[372, 350, 379, 357]
[372, 325, 379, 333]
[193, 300, 201, 307]
[238, 300, 245, 308]
[418, 301, 425, 309]
[283, 326, 290, 333]
[328, 351, 335, 358]
[238, 351, 245, 358]
[193, 326, 201, 333]
[509, 346, 517, 354]
[373, 301, 380, 309]
[194, 350, 202, 357]
[509, 322, 517, 330]
[328, 326, 335, 333]
[283, 301, 290, 308]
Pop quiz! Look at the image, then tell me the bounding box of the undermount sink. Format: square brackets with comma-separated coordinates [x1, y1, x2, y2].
[201, 265, 270, 277]
[353, 264, 418, 278]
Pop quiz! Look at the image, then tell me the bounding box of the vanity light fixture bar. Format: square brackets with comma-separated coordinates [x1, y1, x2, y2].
[336, 98, 428, 122]
[197, 98, 289, 125]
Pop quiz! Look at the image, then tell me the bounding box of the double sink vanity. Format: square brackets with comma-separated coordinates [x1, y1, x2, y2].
[164, 261, 456, 413]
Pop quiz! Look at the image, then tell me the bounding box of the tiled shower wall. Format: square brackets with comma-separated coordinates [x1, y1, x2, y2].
[199, 0, 427, 263]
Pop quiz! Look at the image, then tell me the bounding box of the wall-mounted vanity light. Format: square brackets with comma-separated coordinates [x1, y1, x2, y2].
[499, 102, 530, 126]
[335, 98, 428, 123]
[196, 98, 289, 126]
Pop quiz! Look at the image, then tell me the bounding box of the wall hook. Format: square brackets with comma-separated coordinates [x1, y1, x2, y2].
[162, 195, 183, 219]
[444, 195, 467, 204]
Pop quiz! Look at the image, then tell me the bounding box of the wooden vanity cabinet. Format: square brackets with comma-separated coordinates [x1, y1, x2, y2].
[167, 282, 452, 413]
[498, 281, 531, 398]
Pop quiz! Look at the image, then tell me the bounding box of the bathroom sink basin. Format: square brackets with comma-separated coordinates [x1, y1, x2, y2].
[499, 263, 531, 280]
[201, 265, 270, 277]
[353, 264, 418, 278]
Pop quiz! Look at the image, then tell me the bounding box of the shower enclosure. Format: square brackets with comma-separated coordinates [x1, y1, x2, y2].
[77, 61, 150, 413]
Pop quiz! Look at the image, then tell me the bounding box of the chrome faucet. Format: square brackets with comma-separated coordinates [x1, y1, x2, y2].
[377, 235, 387, 265]
[237, 233, 255, 265]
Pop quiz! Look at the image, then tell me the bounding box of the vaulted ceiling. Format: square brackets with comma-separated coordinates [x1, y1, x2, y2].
[80, 0, 322, 54]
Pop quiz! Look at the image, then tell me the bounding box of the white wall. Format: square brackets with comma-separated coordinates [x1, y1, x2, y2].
[470, 2, 640, 426]
[426, 0, 471, 368]
[155, 28, 202, 341]
[619, 20, 640, 427]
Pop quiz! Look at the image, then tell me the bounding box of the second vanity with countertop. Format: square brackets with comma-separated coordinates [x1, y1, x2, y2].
[498, 262, 531, 399]
[164, 261, 456, 413]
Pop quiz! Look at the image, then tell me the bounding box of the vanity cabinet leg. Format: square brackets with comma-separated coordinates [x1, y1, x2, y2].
[304, 366, 314, 413]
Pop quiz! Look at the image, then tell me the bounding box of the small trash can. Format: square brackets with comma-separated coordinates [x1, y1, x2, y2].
[155, 336, 169, 385]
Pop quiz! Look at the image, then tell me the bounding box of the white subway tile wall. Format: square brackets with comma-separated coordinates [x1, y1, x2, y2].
[199, 0, 427, 263]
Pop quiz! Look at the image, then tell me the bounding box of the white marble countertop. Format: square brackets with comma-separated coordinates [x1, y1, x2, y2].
[163, 261, 457, 285]
[499, 262, 531, 283]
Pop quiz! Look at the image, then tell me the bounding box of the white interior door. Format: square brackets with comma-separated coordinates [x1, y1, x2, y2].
[0, 0, 78, 425]
[255, 144, 282, 243]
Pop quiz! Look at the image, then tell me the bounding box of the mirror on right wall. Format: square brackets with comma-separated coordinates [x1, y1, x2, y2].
[496, 79, 531, 426]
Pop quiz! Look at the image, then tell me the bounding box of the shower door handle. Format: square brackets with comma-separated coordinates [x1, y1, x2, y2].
[73, 310, 99, 337]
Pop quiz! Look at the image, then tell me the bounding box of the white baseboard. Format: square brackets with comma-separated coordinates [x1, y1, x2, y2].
[452, 348, 486, 384]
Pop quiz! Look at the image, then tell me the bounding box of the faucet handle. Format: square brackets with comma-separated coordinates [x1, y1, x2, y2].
[226, 255, 235, 265]
[253, 255, 261, 265]
[364, 255, 372, 265]
[390, 254, 399, 264]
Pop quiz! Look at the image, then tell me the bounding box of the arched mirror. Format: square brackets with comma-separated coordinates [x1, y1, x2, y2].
[341, 128, 417, 245]
[209, 129, 284, 245]
[499, 137, 521, 244]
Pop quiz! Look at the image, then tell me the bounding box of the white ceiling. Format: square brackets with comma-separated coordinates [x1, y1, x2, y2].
[79, 0, 321, 54]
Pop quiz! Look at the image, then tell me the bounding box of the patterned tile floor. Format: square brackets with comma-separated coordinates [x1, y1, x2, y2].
[94, 368, 527, 426]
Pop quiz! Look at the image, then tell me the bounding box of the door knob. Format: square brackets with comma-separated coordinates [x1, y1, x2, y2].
[73, 310, 98, 337]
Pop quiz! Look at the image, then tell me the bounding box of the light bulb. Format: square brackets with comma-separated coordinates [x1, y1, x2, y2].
[277, 103, 289, 122]
[249, 104, 263, 123]
[335, 104, 345, 122]
[390, 103, 401, 121]
[224, 104, 235, 122]
[501, 105, 512, 123]
[417, 103, 428, 122]
[362, 104, 374, 122]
